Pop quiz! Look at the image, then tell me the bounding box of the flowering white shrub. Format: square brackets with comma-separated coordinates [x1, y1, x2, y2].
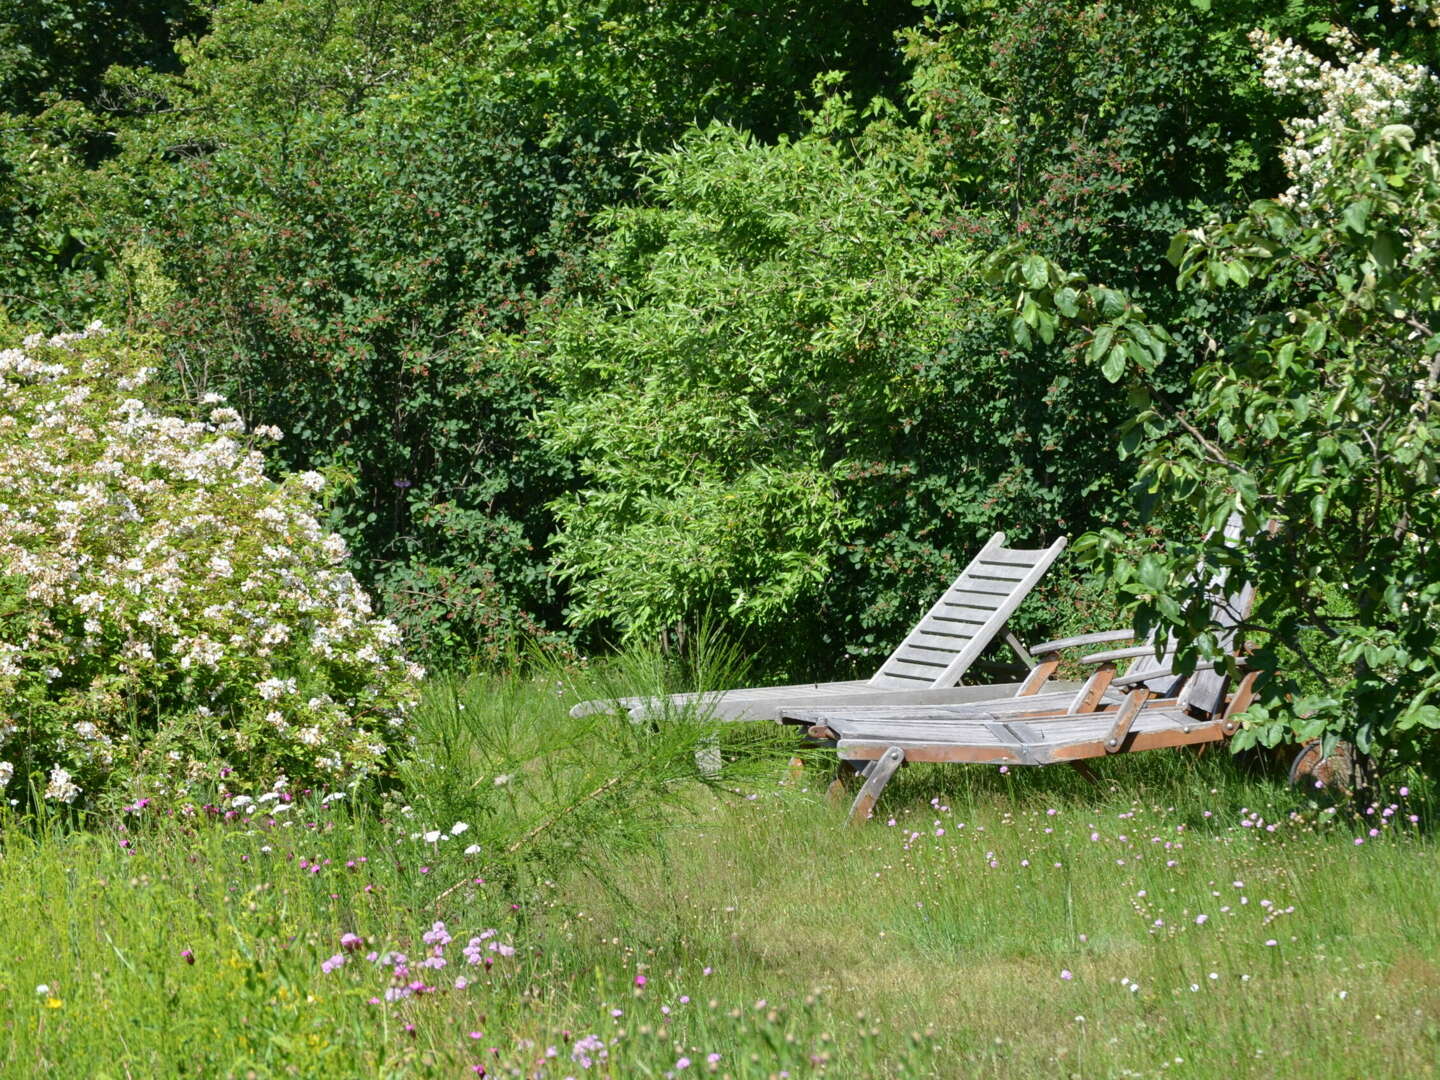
[0, 324, 422, 807]
[1250, 27, 1436, 211]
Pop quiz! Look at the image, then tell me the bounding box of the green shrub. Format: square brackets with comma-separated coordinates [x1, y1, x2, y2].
[529, 114, 1129, 673]
[0, 325, 421, 808]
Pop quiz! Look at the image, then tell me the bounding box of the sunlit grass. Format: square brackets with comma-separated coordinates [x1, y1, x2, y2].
[0, 671, 1436, 1078]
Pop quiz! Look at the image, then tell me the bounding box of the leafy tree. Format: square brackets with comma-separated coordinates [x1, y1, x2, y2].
[1000, 29, 1440, 767]
[0, 1, 205, 325]
[0, 0, 203, 116]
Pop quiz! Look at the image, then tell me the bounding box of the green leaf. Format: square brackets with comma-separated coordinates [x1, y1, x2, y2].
[1310, 491, 1329, 525]
[1233, 472, 1258, 507]
[1021, 254, 1049, 290]
[1054, 286, 1080, 318]
[1087, 324, 1115, 364]
[1094, 287, 1126, 318]
[1102, 343, 1127, 383]
[1165, 231, 1191, 266]
[1371, 232, 1399, 270]
[1342, 199, 1371, 235]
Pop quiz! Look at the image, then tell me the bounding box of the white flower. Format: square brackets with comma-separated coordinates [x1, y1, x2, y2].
[450, 821, 470, 835]
[44, 765, 80, 804]
[257, 678, 296, 701]
[422, 830, 442, 843]
[0, 761, 13, 788]
[464, 843, 482, 856]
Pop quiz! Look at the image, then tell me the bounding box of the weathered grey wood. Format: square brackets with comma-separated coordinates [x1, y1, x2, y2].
[572, 532, 1067, 719]
[878, 658, 950, 680]
[1028, 629, 1136, 655]
[1079, 644, 1162, 666]
[917, 612, 989, 632]
[1003, 631, 1036, 668]
[833, 705, 1229, 764]
[905, 629, 976, 650]
[796, 526, 1258, 818]
[969, 564, 1032, 582]
[945, 579, 1019, 598]
[1186, 579, 1254, 716]
[1102, 690, 1149, 752]
[974, 549, 1049, 567]
[847, 746, 905, 825]
[778, 686, 1106, 729]
[871, 534, 1067, 690]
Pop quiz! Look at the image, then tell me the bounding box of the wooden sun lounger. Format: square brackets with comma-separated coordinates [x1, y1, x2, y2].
[807, 657, 1261, 824]
[781, 563, 1257, 823]
[570, 532, 1068, 722]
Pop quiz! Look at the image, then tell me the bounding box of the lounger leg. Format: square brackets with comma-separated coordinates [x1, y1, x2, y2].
[826, 759, 865, 807]
[848, 747, 905, 825]
[1069, 760, 1101, 786]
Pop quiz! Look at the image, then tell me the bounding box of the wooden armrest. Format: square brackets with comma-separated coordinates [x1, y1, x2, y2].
[1107, 656, 1240, 690]
[1029, 629, 1136, 655]
[1079, 644, 1159, 666]
[1110, 667, 1173, 689]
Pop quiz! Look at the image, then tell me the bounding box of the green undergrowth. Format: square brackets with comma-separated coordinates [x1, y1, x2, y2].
[0, 669, 1435, 1078]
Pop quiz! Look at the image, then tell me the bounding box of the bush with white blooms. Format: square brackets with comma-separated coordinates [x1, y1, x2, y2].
[0, 324, 422, 808]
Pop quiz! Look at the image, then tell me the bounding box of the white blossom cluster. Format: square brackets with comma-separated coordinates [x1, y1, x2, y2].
[1250, 28, 1436, 210]
[0, 325, 422, 806]
[1389, 0, 1440, 28]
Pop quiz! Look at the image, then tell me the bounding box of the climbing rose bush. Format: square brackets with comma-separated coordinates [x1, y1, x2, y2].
[0, 324, 422, 807]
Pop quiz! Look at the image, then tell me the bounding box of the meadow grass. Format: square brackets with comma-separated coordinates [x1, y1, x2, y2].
[0, 670, 1436, 1078]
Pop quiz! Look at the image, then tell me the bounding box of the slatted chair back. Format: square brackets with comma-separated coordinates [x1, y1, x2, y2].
[867, 533, 1068, 690]
[1131, 514, 1254, 714]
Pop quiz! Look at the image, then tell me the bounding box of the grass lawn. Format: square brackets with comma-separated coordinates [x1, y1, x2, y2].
[0, 672, 1436, 1078]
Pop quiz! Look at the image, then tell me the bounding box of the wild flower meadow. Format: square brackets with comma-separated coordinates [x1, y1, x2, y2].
[0, 671, 1436, 1078]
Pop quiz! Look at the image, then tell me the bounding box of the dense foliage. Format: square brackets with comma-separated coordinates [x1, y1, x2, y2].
[0, 325, 419, 807]
[2, 0, 1438, 762]
[531, 113, 1124, 669]
[999, 28, 1440, 766]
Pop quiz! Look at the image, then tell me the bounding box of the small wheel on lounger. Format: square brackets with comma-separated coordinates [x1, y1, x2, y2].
[1287, 739, 1373, 796]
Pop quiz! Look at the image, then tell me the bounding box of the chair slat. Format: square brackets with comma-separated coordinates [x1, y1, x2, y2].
[968, 563, 1032, 582]
[976, 549, 1047, 568]
[878, 658, 953, 680]
[904, 630, 975, 651]
[868, 533, 1068, 690]
[947, 579, 1016, 598]
[937, 594, 1005, 612]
